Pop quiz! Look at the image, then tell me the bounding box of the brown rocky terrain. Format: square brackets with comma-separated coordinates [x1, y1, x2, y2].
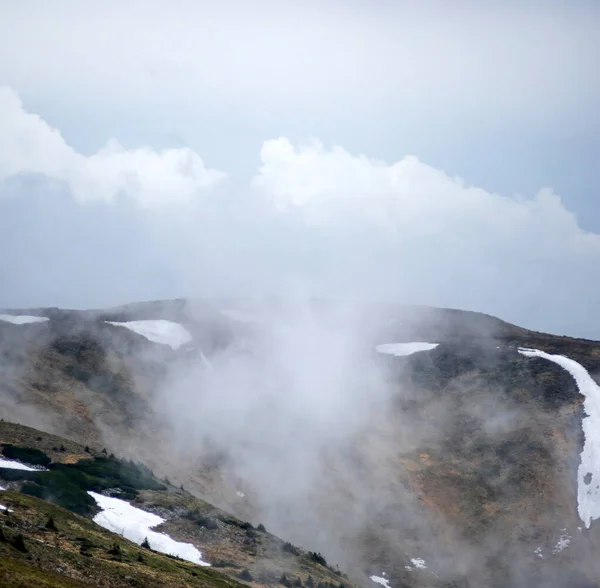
[1, 299, 600, 587]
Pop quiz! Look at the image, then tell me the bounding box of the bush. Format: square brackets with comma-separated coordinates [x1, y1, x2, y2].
[307, 576, 314, 588]
[184, 510, 219, 530]
[141, 537, 151, 549]
[308, 552, 328, 567]
[283, 541, 300, 556]
[45, 515, 58, 531]
[12, 533, 27, 553]
[280, 574, 292, 587]
[238, 569, 253, 582]
[2, 445, 51, 467]
[257, 523, 267, 533]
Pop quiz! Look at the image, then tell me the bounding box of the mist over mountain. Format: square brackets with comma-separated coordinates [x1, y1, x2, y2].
[1, 298, 600, 587]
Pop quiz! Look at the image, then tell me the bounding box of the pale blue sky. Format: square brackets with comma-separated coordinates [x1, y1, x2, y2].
[1, 0, 599, 337]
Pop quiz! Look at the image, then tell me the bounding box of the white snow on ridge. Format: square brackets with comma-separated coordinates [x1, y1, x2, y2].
[0, 314, 49, 325]
[88, 492, 210, 566]
[376, 342, 438, 357]
[518, 347, 600, 528]
[0, 457, 42, 471]
[370, 576, 391, 588]
[105, 320, 192, 350]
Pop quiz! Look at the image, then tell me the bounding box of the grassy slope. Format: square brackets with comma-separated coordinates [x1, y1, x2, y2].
[0, 421, 354, 588]
[0, 491, 244, 588]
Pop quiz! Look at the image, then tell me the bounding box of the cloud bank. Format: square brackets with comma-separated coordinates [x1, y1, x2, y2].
[1, 86, 600, 338]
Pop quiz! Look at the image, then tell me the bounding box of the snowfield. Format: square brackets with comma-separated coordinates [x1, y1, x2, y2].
[105, 320, 192, 350]
[0, 314, 49, 325]
[519, 347, 600, 528]
[88, 492, 210, 566]
[375, 342, 438, 356]
[0, 457, 43, 471]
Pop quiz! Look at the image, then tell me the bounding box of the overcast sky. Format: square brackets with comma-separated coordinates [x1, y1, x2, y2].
[0, 0, 599, 337]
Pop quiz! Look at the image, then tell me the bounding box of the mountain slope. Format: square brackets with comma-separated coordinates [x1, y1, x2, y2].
[0, 420, 354, 588]
[2, 299, 600, 587]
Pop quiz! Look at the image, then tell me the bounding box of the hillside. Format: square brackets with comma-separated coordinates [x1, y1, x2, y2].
[1, 299, 600, 587]
[0, 421, 353, 588]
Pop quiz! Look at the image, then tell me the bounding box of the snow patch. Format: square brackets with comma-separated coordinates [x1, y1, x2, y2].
[236, 491, 245, 498]
[88, 492, 209, 565]
[106, 320, 192, 350]
[0, 314, 49, 325]
[534, 546, 544, 558]
[411, 558, 427, 569]
[370, 576, 391, 588]
[0, 504, 13, 512]
[375, 342, 438, 357]
[518, 347, 600, 528]
[552, 533, 572, 554]
[0, 457, 44, 471]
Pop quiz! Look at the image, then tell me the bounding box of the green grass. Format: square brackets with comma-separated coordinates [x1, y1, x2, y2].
[0, 492, 247, 588]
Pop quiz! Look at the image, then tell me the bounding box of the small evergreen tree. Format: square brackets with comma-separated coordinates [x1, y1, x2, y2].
[257, 523, 267, 533]
[141, 537, 151, 549]
[45, 515, 58, 531]
[137, 552, 144, 563]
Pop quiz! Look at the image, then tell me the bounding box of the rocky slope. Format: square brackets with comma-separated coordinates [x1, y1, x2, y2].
[1, 299, 600, 587]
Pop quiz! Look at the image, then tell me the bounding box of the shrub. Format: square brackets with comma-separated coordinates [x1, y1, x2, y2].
[257, 523, 267, 533]
[283, 541, 300, 556]
[107, 543, 122, 557]
[280, 574, 292, 587]
[307, 576, 314, 588]
[12, 533, 27, 553]
[238, 569, 253, 582]
[45, 515, 58, 531]
[309, 552, 328, 566]
[2, 445, 51, 467]
[141, 537, 151, 549]
[137, 552, 144, 563]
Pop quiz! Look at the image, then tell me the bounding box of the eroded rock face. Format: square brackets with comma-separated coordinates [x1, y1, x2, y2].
[1, 299, 600, 587]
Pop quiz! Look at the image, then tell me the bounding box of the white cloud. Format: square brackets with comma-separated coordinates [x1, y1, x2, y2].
[251, 137, 600, 336]
[0, 87, 225, 207]
[1, 87, 600, 337]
